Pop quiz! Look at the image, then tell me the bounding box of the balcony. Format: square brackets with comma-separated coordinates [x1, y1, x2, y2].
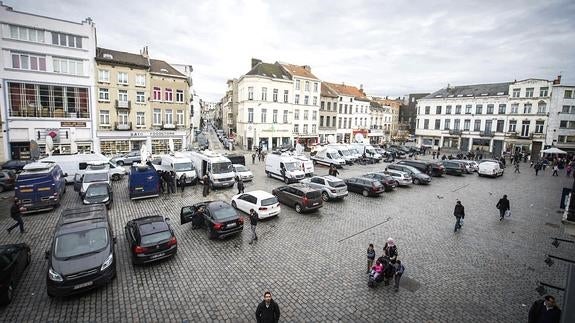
[115, 100, 131, 110]
[479, 131, 495, 137]
[449, 129, 462, 135]
[506, 131, 518, 138]
[531, 132, 544, 139]
[161, 123, 176, 130]
[115, 122, 132, 131]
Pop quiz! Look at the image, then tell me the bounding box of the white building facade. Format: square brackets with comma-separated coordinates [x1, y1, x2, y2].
[0, 3, 97, 161]
[548, 83, 575, 152]
[324, 82, 371, 143]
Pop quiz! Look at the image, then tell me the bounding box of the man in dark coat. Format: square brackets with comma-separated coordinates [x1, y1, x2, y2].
[255, 291, 280, 323]
[453, 200, 465, 232]
[528, 295, 561, 323]
[236, 177, 245, 194]
[169, 171, 177, 194]
[7, 203, 25, 234]
[179, 174, 187, 193]
[202, 174, 210, 197]
[496, 194, 510, 221]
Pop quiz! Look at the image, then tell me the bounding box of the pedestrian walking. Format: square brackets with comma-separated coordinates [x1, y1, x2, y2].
[248, 208, 259, 244]
[393, 260, 405, 292]
[552, 165, 559, 176]
[535, 162, 541, 176]
[329, 164, 339, 177]
[158, 170, 166, 194]
[432, 151, 436, 159]
[169, 171, 177, 194]
[252, 153, 256, 164]
[496, 194, 510, 221]
[514, 163, 520, 173]
[236, 176, 245, 194]
[528, 295, 561, 323]
[567, 164, 572, 177]
[179, 174, 187, 193]
[7, 203, 25, 234]
[453, 200, 465, 232]
[202, 174, 210, 197]
[366, 243, 375, 274]
[255, 291, 281, 323]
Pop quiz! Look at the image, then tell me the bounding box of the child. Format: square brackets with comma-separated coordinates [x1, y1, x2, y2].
[366, 244, 375, 274]
[394, 260, 405, 292]
[370, 260, 383, 281]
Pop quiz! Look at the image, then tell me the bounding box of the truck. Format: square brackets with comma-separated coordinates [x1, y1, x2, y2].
[156, 153, 198, 185]
[184, 150, 235, 189]
[14, 162, 66, 214]
[40, 153, 126, 183]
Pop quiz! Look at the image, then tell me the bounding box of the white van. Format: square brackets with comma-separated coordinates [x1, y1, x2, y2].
[327, 144, 356, 165]
[478, 162, 504, 177]
[350, 143, 382, 161]
[158, 153, 198, 185]
[73, 167, 110, 198]
[265, 153, 305, 183]
[184, 150, 235, 188]
[291, 154, 314, 176]
[310, 148, 346, 167]
[40, 153, 126, 183]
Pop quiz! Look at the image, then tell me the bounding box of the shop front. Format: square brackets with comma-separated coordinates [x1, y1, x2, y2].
[97, 130, 187, 157]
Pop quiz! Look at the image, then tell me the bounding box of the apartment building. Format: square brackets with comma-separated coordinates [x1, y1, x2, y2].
[172, 63, 199, 145]
[222, 78, 239, 136]
[323, 82, 370, 143]
[0, 3, 97, 161]
[319, 83, 338, 143]
[548, 81, 575, 152]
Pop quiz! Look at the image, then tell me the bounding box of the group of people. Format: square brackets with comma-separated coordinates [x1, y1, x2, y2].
[157, 169, 186, 194]
[252, 147, 267, 164]
[532, 156, 574, 177]
[367, 238, 405, 292]
[453, 195, 511, 233]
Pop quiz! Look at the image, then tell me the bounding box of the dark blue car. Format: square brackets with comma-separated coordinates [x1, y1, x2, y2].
[128, 164, 160, 200]
[14, 162, 66, 214]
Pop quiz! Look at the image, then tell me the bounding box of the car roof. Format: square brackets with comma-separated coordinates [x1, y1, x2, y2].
[233, 164, 248, 168]
[56, 205, 109, 234]
[0, 243, 28, 254]
[242, 190, 275, 199]
[133, 216, 169, 234]
[287, 183, 316, 191]
[206, 200, 233, 210]
[315, 175, 342, 181]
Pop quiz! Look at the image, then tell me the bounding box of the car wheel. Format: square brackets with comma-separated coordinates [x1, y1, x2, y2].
[266, 171, 271, 177]
[0, 185, 5, 193]
[362, 190, 369, 197]
[284, 177, 290, 184]
[321, 192, 329, 202]
[111, 174, 121, 181]
[0, 282, 13, 304]
[231, 201, 237, 209]
[26, 250, 31, 265]
[207, 225, 216, 240]
[116, 161, 124, 166]
[295, 203, 302, 213]
[395, 181, 400, 187]
[47, 289, 55, 298]
[413, 178, 420, 185]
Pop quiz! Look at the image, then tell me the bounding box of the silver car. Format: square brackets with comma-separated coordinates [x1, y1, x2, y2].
[110, 151, 141, 166]
[384, 169, 413, 186]
[300, 175, 348, 201]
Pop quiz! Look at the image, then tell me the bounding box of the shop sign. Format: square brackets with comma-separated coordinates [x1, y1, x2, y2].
[129, 131, 177, 137]
[61, 121, 86, 127]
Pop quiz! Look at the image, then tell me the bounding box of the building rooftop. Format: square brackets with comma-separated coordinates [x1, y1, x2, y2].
[245, 62, 292, 80]
[96, 47, 149, 68]
[321, 83, 339, 98]
[279, 63, 319, 80]
[150, 59, 185, 77]
[323, 82, 369, 100]
[423, 82, 511, 99]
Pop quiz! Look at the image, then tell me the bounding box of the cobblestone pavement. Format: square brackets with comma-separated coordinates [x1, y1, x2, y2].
[0, 147, 572, 322]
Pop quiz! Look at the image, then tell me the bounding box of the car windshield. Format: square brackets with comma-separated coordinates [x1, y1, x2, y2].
[327, 153, 341, 159]
[211, 162, 233, 174]
[86, 185, 108, 197]
[284, 162, 298, 171]
[211, 206, 237, 220]
[54, 228, 108, 258]
[366, 148, 377, 155]
[261, 197, 278, 206]
[328, 180, 347, 188]
[174, 162, 193, 172]
[141, 231, 172, 245]
[234, 165, 249, 172]
[403, 166, 420, 174]
[339, 149, 351, 156]
[84, 173, 108, 183]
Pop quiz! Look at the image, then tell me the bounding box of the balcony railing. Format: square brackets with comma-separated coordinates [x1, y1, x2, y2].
[449, 129, 462, 135]
[161, 123, 176, 130]
[9, 107, 89, 118]
[115, 100, 131, 110]
[479, 131, 495, 137]
[115, 122, 132, 131]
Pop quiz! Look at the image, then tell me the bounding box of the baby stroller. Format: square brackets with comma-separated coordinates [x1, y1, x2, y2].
[368, 270, 384, 288]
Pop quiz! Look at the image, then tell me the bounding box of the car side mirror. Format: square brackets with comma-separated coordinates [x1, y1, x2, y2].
[64, 173, 68, 177]
[45, 250, 50, 259]
[165, 217, 171, 221]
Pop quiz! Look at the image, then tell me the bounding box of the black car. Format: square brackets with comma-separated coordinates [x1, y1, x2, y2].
[45, 205, 116, 298]
[441, 161, 465, 176]
[125, 216, 177, 265]
[180, 201, 244, 239]
[1, 160, 32, 173]
[397, 160, 445, 177]
[0, 243, 31, 305]
[344, 177, 385, 197]
[82, 183, 113, 209]
[361, 173, 397, 192]
[386, 164, 432, 185]
[0, 170, 16, 192]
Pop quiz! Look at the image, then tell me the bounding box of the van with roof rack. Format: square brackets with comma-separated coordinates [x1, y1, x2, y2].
[14, 162, 66, 214]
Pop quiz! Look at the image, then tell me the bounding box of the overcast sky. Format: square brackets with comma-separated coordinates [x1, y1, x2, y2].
[9, 0, 575, 101]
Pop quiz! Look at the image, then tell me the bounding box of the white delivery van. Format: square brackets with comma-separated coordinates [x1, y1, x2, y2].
[310, 148, 346, 167]
[478, 162, 504, 178]
[350, 143, 382, 162]
[40, 153, 126, 183]
[327, 144, 356, 165]
[158, 153, 198, 185]
[291, 154, 314, 176]
[184, 150, 235, 189]
[265, 153, 306, 184]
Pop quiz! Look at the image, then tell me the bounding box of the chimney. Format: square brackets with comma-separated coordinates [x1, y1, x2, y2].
[303, 65, 311, 72]
[141, 46, 149, 58]
[251, 58, 262, 68]
[553, 75, 562, 85]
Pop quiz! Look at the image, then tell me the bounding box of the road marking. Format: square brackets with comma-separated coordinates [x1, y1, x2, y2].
[338, 217, 392, 242]
[451, 183, 470, 192]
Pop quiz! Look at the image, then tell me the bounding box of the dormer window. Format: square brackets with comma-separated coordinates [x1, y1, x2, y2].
[160, 68, 169, 73]
[103, 53, 113, 59]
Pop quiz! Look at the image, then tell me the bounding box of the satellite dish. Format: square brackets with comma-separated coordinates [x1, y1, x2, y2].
[30, 140, 40, 160]
[354, 133, 364, 143]
[70, 141, 78, 154]
[168, 138, 175, 153]
[295, 143, 304, 155]
[45, 136, 54, 156]
[140, 144, 149, 163]
[327, 135, 336, 144]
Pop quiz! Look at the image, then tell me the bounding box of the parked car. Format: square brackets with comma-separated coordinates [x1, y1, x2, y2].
[449, 160, 473, 174]
[478, 159, 505, 169]
[15, 162, 66, 214]
[1, 160, 33, 173]
[271, 184, 323, 213]
[82, 183, 113, 209]
[110, 151, 141, 166]
[45, 205, 116, 298]
[231, 190, 281, 219]
[441, 160, 465, 176]
[452, 160, 478, 173]
[300, 175, 348, 201]
[0, 170, 16, 192]
[383, 169, 413, 186]
[125, 216, 177, 265]
[386, 164, 432, 185]
[232, 164, 254, 182]
[360, 173, 397, 192]
[344, 177, 385, 197]
[478, 161, 504, 177]
[74, 168, 110, 198]
[0, 243, 31, 305]
[180, 201, 244, 239]
[397, 160, 445, 177]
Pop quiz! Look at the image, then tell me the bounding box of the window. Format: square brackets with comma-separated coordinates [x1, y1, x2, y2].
[294, 109, 300, 120]
[320, 116, 324, 127]
[177, 110, 184, 125]
[339, 104, 342, 114]
[454, 119, 460, 130]
[455, 105, 461, 114]
[165, 109, 173, 124]
[135, 74, 146, 87]
[303, 110, 309, 120]
[164, 89, 173, 102]
[304, 96, 309, 105]
[11, 52, 46, 71]
[537, 102, 547, 114]
[540, 87, 548, 97]
[273, 89, 278, 102]
[295, 80, 301, 90]
[261, 109, 267, 123]
[313, 96, 317, 106]
[314, 82, 318, 92]
[496, 120, 504, 132]
[325, 116, 330, 127]
[446, 105, 452, 114]
[312, 111, 317, 120]
[98, 88, 109, 101]
[423, 119, 429, 129]
[136, 112, 145, 126]
[117, 72, 128, 84]
[508, 120, 517, 132]
[9, 25, 45, 43]
[99, 110, 110, 125]
[272, 109, 278, 123]
[463, 120, 471, 131]
[535, 121, 544, 133]
[521, 120, 530, 137]
[51, 32, 82, 48]
[153, 109, 161, 125]
[321, 101, 325, 110]
[512, 88, 520, 98]
[118, 112, 128, 125]
[444, 119, 451, 130]
[474, 120, 481, 131]
[262, 87, 267, 101]
[523, 103, 532, 114]
[283, 110, 288, 123]
[312, 124, 317, 133]
[295, 94, 300, 104]
[486, 104, 494, 114]
[294, 124, 299, 133]
[559, 121, 575, 129]
[476, 104, 483, 114]
[338, 118, 342, 128]
[303, 124, 308, 133]
[565, 90, 573, 99]
[525, 88, 534, 98]
[436, 106, 442, 114]
[248, 108, 254, 123]
[53, 57, 83, 75]
[498, 104, 506, 114]
[465, 105, 472, 114]
[511, 104, 519, 114]
[153, 87, 161, 101]
[425, 106, 430, 114]
[283, 90, 288, 103]
[118, 90, 128, 102]
[305, 81, 310, 91]
[248, 87, 254, 100]
[176, 90, 184, 103]
[98, 70, 110, 83]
